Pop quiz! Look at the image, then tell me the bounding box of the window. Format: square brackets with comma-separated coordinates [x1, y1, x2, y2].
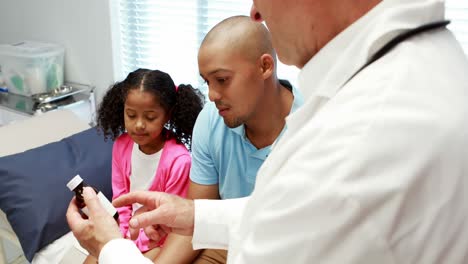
[112, 1, 468, 88]
[112, 0, 200, 86]
[446, 0, 468, 55]
[112, 0, 299, 91]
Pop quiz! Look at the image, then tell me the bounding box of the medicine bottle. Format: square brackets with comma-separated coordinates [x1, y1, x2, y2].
[67, 175, 119, 221]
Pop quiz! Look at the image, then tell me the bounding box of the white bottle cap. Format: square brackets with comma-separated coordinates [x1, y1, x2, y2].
[67, 175, 83, 191]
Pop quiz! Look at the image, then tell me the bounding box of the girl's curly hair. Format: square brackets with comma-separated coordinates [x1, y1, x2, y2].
[96, 68, 204, 150]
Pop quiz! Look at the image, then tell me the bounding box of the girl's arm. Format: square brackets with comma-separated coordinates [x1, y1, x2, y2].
[131, 153, 192, 251]
[111, 146, 133, 237]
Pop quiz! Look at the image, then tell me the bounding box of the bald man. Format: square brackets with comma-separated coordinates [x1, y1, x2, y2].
[151, 15, 303, 264]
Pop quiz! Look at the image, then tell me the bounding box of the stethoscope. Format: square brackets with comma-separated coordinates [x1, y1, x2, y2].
[347, 20, 451, 83]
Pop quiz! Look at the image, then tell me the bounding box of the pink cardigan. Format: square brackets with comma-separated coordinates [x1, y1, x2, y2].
[111, 133, 191, 252]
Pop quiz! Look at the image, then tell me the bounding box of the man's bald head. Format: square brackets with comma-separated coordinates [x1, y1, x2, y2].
[200, 15, 275, 63]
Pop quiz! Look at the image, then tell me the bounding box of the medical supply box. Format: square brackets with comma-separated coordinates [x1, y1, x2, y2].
[0, 41, 64, 96]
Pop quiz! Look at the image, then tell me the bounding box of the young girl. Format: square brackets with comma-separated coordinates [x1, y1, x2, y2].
[86, 69, 203, 263]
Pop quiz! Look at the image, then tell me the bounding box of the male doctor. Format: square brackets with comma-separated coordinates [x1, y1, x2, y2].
[68, 0, 468, 263]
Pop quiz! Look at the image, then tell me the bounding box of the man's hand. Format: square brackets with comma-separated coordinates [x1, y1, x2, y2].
[66, 187, 122, 258]
[113, 191, 195, 238]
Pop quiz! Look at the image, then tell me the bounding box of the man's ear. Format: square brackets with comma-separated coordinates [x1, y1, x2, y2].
[260, 54, 274, 80]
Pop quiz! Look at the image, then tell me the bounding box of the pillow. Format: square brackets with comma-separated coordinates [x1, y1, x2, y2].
[0, 127, 114, 261]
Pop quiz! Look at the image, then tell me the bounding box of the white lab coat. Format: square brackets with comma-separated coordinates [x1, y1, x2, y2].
[99, 0, 468, 263]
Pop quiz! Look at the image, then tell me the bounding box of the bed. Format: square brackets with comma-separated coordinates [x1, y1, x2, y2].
[0, 109, 114, 263]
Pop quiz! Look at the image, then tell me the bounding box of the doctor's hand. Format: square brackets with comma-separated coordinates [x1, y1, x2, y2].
[127, 205, 166, 248]
[66, 187, 122, 258]
[113, 191, 195, 240]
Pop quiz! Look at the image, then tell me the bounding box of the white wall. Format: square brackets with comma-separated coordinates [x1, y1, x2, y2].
[0, 0, 115, 102]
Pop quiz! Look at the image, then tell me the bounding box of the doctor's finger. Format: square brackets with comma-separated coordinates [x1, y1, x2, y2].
[113, 190, 160, 208]
[129, 208, 168, 230]
[81, 187, 105, 217]
[133, 204, 148, 216]
[66, 197, 87, 234]
[129, 225, 140, 240]
[144, 225, 166, 242]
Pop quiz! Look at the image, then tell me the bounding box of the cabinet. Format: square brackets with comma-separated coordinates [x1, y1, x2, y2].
[0, 82, 95, 127]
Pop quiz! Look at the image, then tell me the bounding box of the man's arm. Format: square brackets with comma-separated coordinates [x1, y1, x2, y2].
[154, 181, 220, 263]
[188, 181, 221, 199]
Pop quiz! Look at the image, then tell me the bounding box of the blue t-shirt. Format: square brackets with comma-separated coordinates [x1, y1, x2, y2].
[190, 81, 304, 199]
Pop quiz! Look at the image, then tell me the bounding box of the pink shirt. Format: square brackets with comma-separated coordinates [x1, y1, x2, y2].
[111, 133, 191, 252]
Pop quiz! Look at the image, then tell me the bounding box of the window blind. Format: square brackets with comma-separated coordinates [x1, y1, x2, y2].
[117, 0, 200, 86]
[115, 0, 299, 90]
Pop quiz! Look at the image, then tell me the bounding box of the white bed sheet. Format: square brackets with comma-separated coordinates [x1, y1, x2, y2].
[32, 232, 87, 264]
